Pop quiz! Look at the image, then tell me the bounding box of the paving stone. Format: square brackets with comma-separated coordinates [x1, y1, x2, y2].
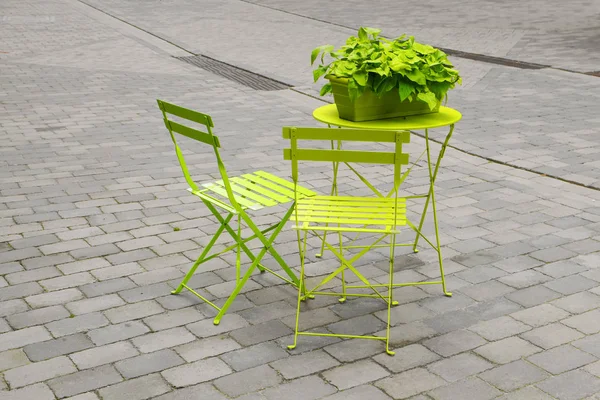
[321, 385, 392, 400]
[468, 316, 531, 340]
[562, 309, 600, 334]
[281, 307, 341, 330]
[375, 367, 446, 399]
[24, 333, 94, 361]
[118, 282, 172, 303]
[64, 393, 100, 400]
[230, 319, 292, 346]
[535, 260, 588, 278]
[66, 294, 125, 315]
[270, 349, 339, 379]
[88, 320, 150, 345]
[238, 300, 296, 325]
[569, 334, 600, 362]
[421, 292, 475, 313]
[323, 337, 386, 362]
[143, 307, 204, 331]
[26, 288, 83, 308]
[0, 326, 51, 352]
[427, 352, 493, 382]
[0, 282, 44, 301]
[544, 274, 598, 295]
[495, 386, 555, 400]
[98, 373, 171, 400]
[479, 360, 549, 391]
[4, 355, 77, 388]
[91, 262, 144, 281]
[506, 285, 562, 307]
[57, 258, 110, 275]
[80, 278, 137, 297]
[327, 314, 386, 336]
[521, 322, 585, 349]
[475, 336, 542, 364]
[528, 344, 597, 374]
[220, 341, 287, 371]
[152, 383, 227, 400]
[174, 335, 241, 362]
[510, 303, 570, 327]
[322, 359, 390, 390]
[132, 326, 196, 353]
[213, 364, 278, 396]
[0, 299, 29, 317]
[40, 272, 96, 292]
[423, 329, 487, 357]
[585, 360, 600, 377]
[373, 344, 440, 373]
[499, 269, 552, 288]
[459, 280, 515, 302]
[536, 369, 600, 400]
[0, 348, 30, 371]
[0, 383, 55, 400]
[186, 314, 249, 337]
[493, 256, 544, 273]
[262, 375, 337, 400]
[115, 349, 184, 378]
[48, 365, 123, 398]
[552, 291, 600, 314]
[383, 321, 438, 348]
[6, 266, 62, 285]
[530, 247, 577, 263]
[70, 341, 139, 369]
[104, 300, 164, 323]
[428, 376, 502, 400]
[7, 305, 70, 329]
[46, 312, 109, 337]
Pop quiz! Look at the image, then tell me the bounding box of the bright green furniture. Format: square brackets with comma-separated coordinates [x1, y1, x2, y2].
[313, 104, 461, 297]
[158, 100, 316, 325]
[283, 126, 411, 355]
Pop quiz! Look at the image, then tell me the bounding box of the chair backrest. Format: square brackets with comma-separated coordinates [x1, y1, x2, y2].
[157, 99, 239, 209]
[283, 126, 410, 197]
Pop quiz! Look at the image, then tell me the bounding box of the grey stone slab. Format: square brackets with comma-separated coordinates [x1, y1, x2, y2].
[321, 385, 392, 400]
[24, 333, 94, 362]
[25, 288, 84, 309]
[428, 376, 502, 400]
[510, 303, 570, 327]
[0, 349, 30, 371]
[322, 359, 389, 390]
[212, 364, 280, 397]
[552, 291, 600, 314]
[0, 383, 55, 400]
[375, 367, 446, 399]
[115, 349, 184, 378]
[475, 337, 542, 364]
[536, 369, 600, 400]
[132, 327, 195, 353]
[186, 314, 249, 338]
[46, 312, 109, 337]
[230, 319, 292, 346]
[506, 285, 562, 307]
[527, 344, 597, 374]
[562, 309, 600, 334]
[427, 352, 494, 382]
[97, 373, 171, 400]
[70, 341, 139, 369]
[152, 383, 227, 400]
[88, 320, 150, 345]
[220, 341, 287, 371]
[495, 386, 555, 400]
[262, 375, 337, 400]
[162, 357, 232, 388]
[0, 326, 52, 352]
[479, 360, 549, 391]
[174, 335, 241, 362]
[544, 274, 598, 295]
[48, 365, 123, 398]
[423, 329, 487, 357]
[468, 316, 531, 340]
[4, 355, 77, 388]
[323, 337, 386, 362]
[7, 305, 70, 329]
[521, 322, 585, 349]
[270, 349, 339, 379]
[373, 344, 440, 373]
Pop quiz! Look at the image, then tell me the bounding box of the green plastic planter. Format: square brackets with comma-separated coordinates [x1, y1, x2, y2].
[328, 76, 440, 122]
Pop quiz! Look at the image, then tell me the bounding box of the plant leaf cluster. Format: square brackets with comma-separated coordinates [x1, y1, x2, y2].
[311, 27, 462, 110]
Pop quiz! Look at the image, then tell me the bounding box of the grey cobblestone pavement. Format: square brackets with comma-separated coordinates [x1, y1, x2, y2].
[1, 0, 600, 399]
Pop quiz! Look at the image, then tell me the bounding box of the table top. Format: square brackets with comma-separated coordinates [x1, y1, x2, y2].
[313, 104, 462, 130]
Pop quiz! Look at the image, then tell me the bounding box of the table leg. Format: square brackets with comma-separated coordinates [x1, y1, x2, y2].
[412, 125, 455, 297]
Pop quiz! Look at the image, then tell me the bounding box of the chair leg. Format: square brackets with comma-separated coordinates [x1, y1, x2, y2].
[172, 212, 233, 295]
[338, 231, 346, 303]
[386, 233, 397, 356]
[288, 231, 308, 350]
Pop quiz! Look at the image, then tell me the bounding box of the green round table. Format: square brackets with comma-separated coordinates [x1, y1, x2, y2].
[312, 103, 461, 297]
[313, 104, 462, 130]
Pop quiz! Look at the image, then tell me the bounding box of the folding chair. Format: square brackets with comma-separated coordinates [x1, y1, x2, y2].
[158, 100, 316, 325]
[283, 126, 411, 355]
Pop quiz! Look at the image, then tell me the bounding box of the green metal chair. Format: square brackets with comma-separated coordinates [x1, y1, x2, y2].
[283, 126, 411, 355]
[158, 100, 316, 325]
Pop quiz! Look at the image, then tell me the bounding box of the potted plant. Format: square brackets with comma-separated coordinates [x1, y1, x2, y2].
[311, 27, 461, 122]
